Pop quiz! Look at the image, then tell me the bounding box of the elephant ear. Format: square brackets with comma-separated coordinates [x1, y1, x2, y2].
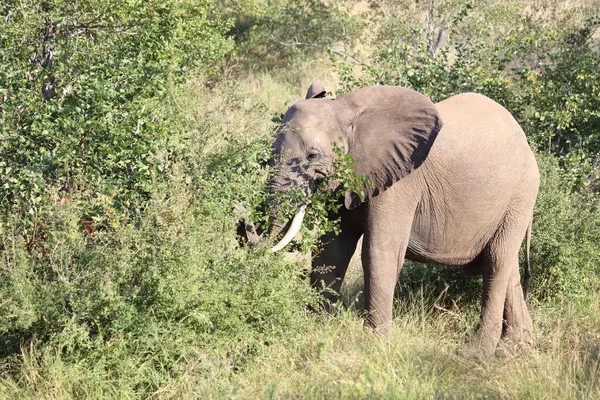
[338, 86, 442, 209]
[305, 81, 326, 99]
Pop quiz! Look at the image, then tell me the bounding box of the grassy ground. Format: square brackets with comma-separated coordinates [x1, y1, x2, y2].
[222, 237, 600, 399]
[3, 296, 599, 398]
[225, 304, 600, 399]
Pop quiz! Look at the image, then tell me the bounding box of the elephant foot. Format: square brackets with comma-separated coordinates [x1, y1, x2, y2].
[494, 340, 533, 357]
[495, 326, 534, 357]
[459, 323, 503, 358]
[364, 318, 392, 338]
[459, 326, 533, 359]
[458, 340, 496, 360]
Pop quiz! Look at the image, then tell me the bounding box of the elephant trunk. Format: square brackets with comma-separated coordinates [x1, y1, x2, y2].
[234, 201, 263, 246]
[268, 210, 286, 244]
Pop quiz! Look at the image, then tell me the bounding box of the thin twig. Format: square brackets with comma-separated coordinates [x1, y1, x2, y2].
[433, 304, 463, 320]
[135, 105, 146, 136]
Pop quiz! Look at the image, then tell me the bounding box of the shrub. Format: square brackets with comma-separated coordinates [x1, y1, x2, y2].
[218, 0, 362, 69]
[528, 153, 600, 304]
[0, 0, 233, 234]
[504, 18, 600, 158]
[0, 82, 319, 396]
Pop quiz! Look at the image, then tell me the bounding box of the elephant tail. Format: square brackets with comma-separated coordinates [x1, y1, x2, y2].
[523, 218, 533, 301]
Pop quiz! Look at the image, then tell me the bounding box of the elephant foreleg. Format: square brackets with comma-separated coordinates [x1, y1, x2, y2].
[311, 208, 364, 311]
[362, 236, 409, 335]
[362, 199, 416, 335]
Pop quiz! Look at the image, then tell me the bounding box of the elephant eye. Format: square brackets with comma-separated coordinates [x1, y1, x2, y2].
[307, 150, 322, 162]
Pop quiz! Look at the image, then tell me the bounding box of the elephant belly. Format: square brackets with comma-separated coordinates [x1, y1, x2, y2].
[405, 239, 486, 266]
[375, 92, 537, 268]
[405, 184, 510, 266]
[406, 214, 495, 266]
[402, 106, 530, 265]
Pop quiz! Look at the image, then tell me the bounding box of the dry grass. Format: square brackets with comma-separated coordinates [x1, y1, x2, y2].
[209, 295, 600, 399]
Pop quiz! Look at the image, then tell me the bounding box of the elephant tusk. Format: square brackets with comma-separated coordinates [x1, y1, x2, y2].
[271, 205, 306, 252]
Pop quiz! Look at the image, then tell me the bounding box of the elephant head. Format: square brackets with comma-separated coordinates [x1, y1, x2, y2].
[268, 83, 442, 251]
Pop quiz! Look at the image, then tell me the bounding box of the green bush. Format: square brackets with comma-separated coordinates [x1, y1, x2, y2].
[218, 0, 362, 69]
[0, 83, 318, 395]
[528, 153, 600, 304]
[506, 19, 600, 158]
[0, 5, 325, 395]
[0, 0, 233, 233]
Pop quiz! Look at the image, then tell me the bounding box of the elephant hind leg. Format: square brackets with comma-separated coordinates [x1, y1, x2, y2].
[457, 250, 533, 353]
[497, 265, 534, 356]
[469, 255, 515, 356]
[470, 216, 530, 356]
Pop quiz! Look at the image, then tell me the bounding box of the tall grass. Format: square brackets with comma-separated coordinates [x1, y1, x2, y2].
[223, 299, 599, 399]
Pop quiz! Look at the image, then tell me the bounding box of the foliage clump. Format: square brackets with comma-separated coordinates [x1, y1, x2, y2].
[217, 0, 362, 69]
[0, 0, 233, 232]
[0, 80, 319, 397]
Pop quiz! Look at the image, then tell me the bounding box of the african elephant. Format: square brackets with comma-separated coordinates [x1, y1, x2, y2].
[268, 83, 539, 356]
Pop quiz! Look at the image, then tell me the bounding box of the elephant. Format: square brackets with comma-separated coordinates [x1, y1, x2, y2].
[267, 82, 539, 356]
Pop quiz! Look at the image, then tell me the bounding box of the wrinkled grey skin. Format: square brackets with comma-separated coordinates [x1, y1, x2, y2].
[269, 83, 539, 356]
